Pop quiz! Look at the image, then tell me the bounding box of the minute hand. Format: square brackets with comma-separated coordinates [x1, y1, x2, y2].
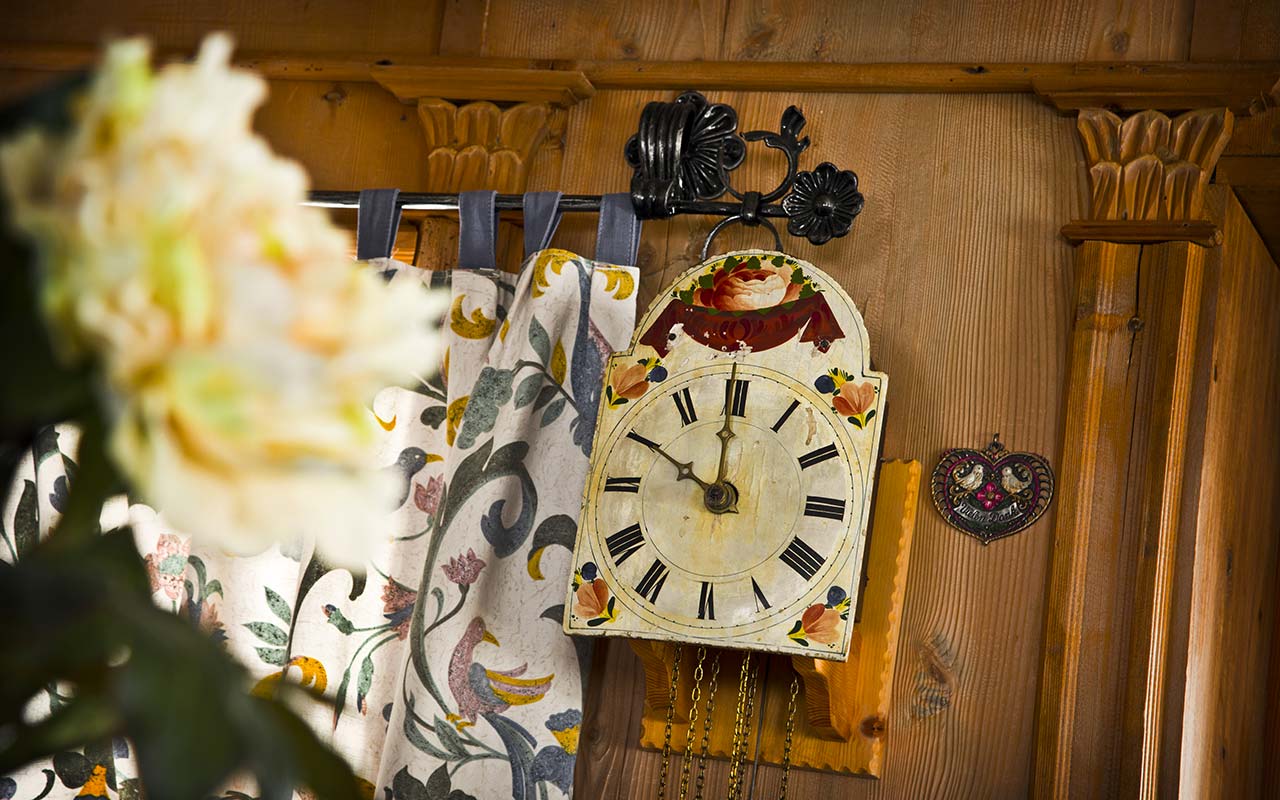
[714, 362, 738, 485]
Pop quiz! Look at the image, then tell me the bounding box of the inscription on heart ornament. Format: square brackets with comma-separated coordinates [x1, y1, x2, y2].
[930, 435, 1055, 544]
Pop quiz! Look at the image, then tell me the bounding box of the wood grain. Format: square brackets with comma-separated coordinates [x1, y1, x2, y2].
[1178, 188, 1280, 799]
[1033, 240, 1142, 799]
[565, 88, 1076, 799]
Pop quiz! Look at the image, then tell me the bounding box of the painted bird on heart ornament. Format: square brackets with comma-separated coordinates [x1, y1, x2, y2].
[953, 462, 986, 493]
[446, 617, 554, 731]
[1000, 464, 1033, 496]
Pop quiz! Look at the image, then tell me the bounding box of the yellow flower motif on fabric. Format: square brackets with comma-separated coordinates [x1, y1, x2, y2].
[499, 318, 510, 342]
[251, 655, 329, 697]
[531, 249, 569, 298]
[77, 764, 109, 798]
[550, 340, 567, 385]
[597, 267, 635, 301]
[445, 396, 469, 446]
[449, 294, 496, 339]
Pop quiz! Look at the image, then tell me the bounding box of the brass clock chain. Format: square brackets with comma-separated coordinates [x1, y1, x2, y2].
[691, 651, 721, 800]
[676, 646, 709, 799]
[724, 652, 760, 800]
[657, 643, 684, 800]
[777, 674, 801, 800]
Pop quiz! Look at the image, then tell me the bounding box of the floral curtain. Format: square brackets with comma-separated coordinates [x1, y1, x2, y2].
[2, 245, 638, 799]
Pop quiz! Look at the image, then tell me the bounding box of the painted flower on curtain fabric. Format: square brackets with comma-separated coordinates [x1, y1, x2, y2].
[0, 34, 446, 567]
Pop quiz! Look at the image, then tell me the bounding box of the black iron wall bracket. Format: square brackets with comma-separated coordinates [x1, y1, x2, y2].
[306, 90, 865, 252]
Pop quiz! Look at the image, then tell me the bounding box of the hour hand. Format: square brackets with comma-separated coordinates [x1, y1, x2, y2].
[627, 431, 712, 490]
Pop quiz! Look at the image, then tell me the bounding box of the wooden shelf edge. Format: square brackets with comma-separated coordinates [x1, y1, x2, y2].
[1061, 220, 1223, 247]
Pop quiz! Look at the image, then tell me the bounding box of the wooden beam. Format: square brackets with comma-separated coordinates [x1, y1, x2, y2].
[371, 64, 593, 106]
[2, 43, 1277, 115]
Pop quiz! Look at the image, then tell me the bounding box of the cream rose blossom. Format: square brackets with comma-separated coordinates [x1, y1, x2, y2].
[0, 35, 445, 567]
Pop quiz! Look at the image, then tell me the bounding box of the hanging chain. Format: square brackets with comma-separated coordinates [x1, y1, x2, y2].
[692, 651, 721, 800]
[657, 643, 684, 800]
[734, 657, 761, 800]
[676, 646, 708, 799]
[724, 652, 758, 800]
[777, 674, 800, 800]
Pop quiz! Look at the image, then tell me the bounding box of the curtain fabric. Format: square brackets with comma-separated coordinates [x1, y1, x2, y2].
[2, 240, 638, 799]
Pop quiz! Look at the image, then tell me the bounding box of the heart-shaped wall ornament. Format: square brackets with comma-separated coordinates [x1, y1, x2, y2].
[930, 435, 1055, 544]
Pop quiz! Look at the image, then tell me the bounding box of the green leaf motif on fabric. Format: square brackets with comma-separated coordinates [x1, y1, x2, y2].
[433, 717, 469, 758]
[356, 655, 374, 714]
[256, 646, 287, 666]
[245, 621, 288, 646]
[420, 404, 447, 430]
[264, 586, 292, 625]
[540, 398, 566, 427]
[528, 317, 551, 366]
[454, 367, 513, 450]
[513, 373, 542, 409]
[14, 479, 40, 558]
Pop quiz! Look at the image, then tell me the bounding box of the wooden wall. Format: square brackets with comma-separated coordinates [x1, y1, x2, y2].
[3, 2, 1279, 798]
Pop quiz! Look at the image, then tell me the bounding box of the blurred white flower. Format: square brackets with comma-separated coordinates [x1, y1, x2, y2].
[0, 34, 445, 567]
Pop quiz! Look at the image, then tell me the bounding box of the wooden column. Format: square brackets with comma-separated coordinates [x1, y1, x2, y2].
[1033, 108, 1232, 800]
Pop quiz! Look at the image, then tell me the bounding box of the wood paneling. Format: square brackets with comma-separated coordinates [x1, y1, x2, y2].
[433, 0, 1201, 62]
[571, 90, 1077, 798]
[0, 1, 447, 57]
[1178, 189, 1280, 799]
[1190, 0, 1280, 61]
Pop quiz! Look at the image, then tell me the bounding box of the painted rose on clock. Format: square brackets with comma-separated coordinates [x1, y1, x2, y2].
[565, 250, 886, 661]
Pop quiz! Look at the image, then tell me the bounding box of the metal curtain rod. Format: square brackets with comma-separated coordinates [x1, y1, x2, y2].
[305, 192, 790, 218]
[307, 91, 865, 254]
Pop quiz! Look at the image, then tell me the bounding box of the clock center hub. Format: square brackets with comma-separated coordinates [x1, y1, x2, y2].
[703, 481, 739, 514]
[639, 420, 802, 581]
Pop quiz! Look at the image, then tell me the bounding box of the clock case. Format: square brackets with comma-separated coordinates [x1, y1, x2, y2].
[563, 249, 888, 662]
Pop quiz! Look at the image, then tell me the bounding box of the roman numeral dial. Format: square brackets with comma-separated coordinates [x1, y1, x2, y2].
[780, 537, 826, 581]
[582, 365, 862, 640]
[725, 377, 750, 417]
[672, 387, 697, 426]
[605, 523, 645, 565]
[635, 559, 669, 604]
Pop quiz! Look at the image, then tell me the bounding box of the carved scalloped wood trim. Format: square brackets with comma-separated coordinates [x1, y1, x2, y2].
[1075, 108, 1233, 223]
[415, 97, 563, 193]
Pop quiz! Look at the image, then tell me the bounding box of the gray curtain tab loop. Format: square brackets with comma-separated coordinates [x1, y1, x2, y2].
[355, 188, 402, 261]
[522, 191, 564, 258]
[458, 190, 499, 270]
[595, 192, 642, 267]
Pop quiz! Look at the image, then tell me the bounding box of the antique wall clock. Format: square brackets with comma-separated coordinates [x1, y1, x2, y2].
[564, 249, 887, 661]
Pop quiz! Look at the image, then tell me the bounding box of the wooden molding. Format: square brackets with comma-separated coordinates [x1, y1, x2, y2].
[1061, 221, 1222, 247]
[2, 44, 1277, 116]
[415, 98, 563, 193]
[1075, 108, 1233, 222]
[371, 64, 593, 106]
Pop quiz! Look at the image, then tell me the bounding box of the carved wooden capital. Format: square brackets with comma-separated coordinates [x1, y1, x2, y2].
[415, 98, 564, 193]
[1075, 108, 1233, 222]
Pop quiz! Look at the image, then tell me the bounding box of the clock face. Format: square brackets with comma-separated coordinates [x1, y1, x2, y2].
[565, 250, 886, 660]
[585, 363, 860, 638]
